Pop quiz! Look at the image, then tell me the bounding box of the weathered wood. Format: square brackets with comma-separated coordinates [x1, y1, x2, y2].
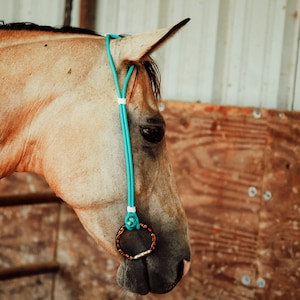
[162, 102, 300, 300]
[256, 110, 300, 299]
[80, 0, 96, 30]
[0, 173, 52, 196]
[0, 202, 60, 269]
[0, 261, 59, 280]
[0, 273, 54, 300]
[53, 204, 131, 300]
[63, 0, 73, 27]
[162, 102, 267, 300]
[0, 193, 61, 206]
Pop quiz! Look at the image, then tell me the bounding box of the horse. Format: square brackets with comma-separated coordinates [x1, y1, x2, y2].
[0, 19, 191, 295]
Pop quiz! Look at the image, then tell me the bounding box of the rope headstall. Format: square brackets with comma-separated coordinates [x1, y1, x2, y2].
[105, 34, 157, 260]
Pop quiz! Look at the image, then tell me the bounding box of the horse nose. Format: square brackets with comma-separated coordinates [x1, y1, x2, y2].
[183, 259, 191, 276]
[177, 259, 191, 283]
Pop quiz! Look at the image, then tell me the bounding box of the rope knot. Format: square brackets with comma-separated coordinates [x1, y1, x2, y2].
[125, 211, 140, 230]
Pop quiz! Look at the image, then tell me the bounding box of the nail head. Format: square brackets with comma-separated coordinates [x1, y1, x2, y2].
[248, 187, 257, 197]
[253, 109, 261, 119]
[263, 191, 272, 201]
[241, 275, 251, 286]
[256, 277, 266, 288]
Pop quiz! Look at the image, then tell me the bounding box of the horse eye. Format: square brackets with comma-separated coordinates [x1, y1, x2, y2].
[140, 125, 165, 144]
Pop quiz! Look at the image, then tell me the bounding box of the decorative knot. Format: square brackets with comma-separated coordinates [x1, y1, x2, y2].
[125, 212, 140, 230]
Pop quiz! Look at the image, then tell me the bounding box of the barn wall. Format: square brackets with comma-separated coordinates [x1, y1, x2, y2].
[1, 0, 300, 298]
[162, 101, 300, 300]
[0, 0, 299, 110]
[1, 102, 300, 299]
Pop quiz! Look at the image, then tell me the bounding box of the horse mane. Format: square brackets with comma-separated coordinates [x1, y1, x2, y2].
[0, 22, 100, 36]
[0, 22, 161, 99]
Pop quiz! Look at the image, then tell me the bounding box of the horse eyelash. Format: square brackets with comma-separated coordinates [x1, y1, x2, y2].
[142, 59, 161, 100]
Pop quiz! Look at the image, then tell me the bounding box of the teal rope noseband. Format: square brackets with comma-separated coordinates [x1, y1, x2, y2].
[105, 34, 140, 231]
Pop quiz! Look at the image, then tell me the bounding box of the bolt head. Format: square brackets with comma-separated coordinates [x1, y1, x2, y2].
[263, 191, 272, 201]
[256, 277, 266, 288]
[241, 275, 251, 286]
[248, 187, 257, 197]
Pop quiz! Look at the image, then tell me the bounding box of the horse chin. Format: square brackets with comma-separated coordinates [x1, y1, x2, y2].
[116, 257, 187, 295]
[117, 260, 149, 295]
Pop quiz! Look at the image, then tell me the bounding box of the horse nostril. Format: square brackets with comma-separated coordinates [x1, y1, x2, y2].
[177, 259, 190, 281]
[176, 260, 185, 283]
[183, 259, 190, 277]
[178, 260, 184, 278]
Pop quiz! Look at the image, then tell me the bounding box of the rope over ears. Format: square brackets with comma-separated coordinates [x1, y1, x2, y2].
[105, 34, 140, 231]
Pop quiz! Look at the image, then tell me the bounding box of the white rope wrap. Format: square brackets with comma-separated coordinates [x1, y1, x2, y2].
[127, 206, 136, 213]
[118, 98, 126, 105]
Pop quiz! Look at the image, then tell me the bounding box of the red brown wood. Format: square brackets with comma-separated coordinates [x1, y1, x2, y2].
[0, 193, 60, 207]
[79, 0, 96, 30]
[0, 261, 59, 280]
[162, 101, 300, 300]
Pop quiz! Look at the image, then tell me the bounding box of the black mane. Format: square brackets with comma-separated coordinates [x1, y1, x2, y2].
[0, 22, 100, 36]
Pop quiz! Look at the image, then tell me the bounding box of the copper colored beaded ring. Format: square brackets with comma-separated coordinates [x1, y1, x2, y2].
[116, 223, 157, 260]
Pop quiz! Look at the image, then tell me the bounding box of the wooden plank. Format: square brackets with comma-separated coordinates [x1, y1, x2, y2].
[0, 173, 52, 196]
[161, 101, 300, 299]
[0, 274, 54, 300]
[0, 261, 59, 280]
[161, 101, 268, 299]
[0, 203, 59, 269]
[257, 110, 300, 299]
[0, 173, 59, 299]
[0, 193, 61, 207]
[54, 203, 127, 300]
[79, 0, 96, 30]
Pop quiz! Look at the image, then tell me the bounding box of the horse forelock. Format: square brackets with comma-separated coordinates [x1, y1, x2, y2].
[142, 59, 161, 100]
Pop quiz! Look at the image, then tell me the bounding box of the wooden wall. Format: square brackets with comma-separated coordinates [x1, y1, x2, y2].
[0, 101, 300, 300]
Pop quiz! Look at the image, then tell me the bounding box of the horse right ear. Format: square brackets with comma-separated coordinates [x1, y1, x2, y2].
[112, 18, 190, 63]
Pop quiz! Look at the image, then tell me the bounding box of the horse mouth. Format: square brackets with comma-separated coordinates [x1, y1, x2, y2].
[117, 258, 150, 295]
[162, 259, 187, 293]
[116, 257, 189, 295]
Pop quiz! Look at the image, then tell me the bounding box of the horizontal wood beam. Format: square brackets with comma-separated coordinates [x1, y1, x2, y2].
[0, 193, 61, 207]
[0, 261, 60, 280]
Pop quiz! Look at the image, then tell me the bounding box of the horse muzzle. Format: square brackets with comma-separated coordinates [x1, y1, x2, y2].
[117, 255, 190, 295]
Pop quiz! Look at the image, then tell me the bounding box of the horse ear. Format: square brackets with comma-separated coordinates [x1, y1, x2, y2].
[113, 18, 190, 62]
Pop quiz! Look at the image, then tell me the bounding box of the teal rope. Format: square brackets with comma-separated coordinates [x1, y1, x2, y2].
[105, 34, 140, 231]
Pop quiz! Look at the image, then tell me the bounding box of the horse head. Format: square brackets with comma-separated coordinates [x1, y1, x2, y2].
[1, 19, 191, 294]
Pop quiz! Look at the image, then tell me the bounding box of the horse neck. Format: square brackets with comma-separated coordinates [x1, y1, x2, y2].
[1, 72, 28, 173]
[0, 32, 104, 178]
[0, 74, 55, 178]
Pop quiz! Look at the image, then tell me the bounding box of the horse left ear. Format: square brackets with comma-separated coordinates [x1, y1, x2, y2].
[113, 18, 190, 62]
